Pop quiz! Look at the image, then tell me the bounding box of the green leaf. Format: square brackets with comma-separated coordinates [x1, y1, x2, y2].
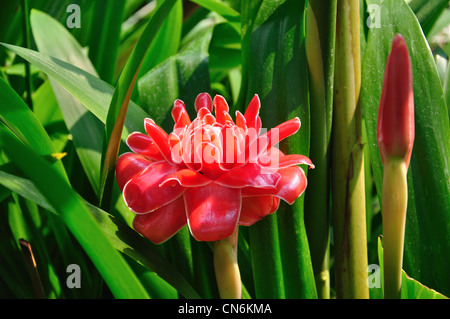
[99, 0, 178, 208]
[0, 125, 150, 299]
[0, 168, 201, 299]
[86, 0, 125, 84]
[408, 0, 450, 37]
[304, 0, 336, 299]
[376, 237, 448, 299]
[241, 0, 316, 298]
[0, 43, 148, 138]
[138, 24, 213, 129]
[30, 9, 104, 195]
[190, 0, 241, 33]
[362, 0, 450, 297]
[0, 76, 66, 178]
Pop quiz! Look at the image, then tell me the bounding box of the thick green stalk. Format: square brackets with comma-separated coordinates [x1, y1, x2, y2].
[382, 158, 408, 299]
[332, 0, 369, 299]
[304, 0, 337, 299]
[214, 227, 241, 299]
[249, 215, 285, 298]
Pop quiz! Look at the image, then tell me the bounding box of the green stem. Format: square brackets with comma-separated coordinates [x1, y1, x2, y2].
[304, 0, 337, 299]
[21, 0, 33, 110]
[214, 226, 241, 299]
[332, 0, 369, 299]
[249, 215, 285, 298]
[382, 158, 407, 299]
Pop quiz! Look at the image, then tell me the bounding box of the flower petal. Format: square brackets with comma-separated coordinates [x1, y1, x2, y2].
[195, 93, 213, 113]
[184, 183, 241, 241]
[159, 169, 212, 187]
[241, 166, 307, 204]
[213, 95, 231, 125]
[276, 154, 315, 169]
[244, 94, 261, 131]
[122, 161, 184, 214]
[172, 99, 191, 129]
[215, 163, 280, 188]
[126, 132, 165, 161]
[260, 117, 301, 151]
[238, 195, 279, 226]
[116, 152, 153, 191]
[144, 118, 173, 163]
[132, 197, 187, 244]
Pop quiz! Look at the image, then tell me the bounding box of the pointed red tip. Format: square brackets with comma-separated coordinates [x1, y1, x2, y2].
[195, 93, 213, 113]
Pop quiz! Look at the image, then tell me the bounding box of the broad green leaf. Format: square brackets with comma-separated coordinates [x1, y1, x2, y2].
[190, 0, 241, 33]
[363, 0, 450, 297]
[427, 7, 450, 44]
[0, 43, 148, 137]
[86, 0, 125, 84]
[241, 0, 315, 298]
[209, 21, 242, 83]
[130, 0, 183, 106]
[31, 9, 104, 195]
[0, 76, 66, 178]
[138, 0, 182, 79]
[376, 237, 448, 299]
[0, 168, 200, 299]
[0, 125, 150, 299]
[99, 0, 178, 208]
[32, 80, 62, 127]
[408, 0, 450, 37]
[138, 24, 213, 128]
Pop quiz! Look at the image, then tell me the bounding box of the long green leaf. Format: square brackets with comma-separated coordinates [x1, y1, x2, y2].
[0, 125, 149, 299]
[0, 169, 200, 299]
[30, 9, 104, 195]
[0, 76, 66, 178]
[99, 0, 178, 208]
[362, 0, 450, 297]
[241, 0, 316, 298]
[86, 0, 125, 84]
[0, 43, 148, 138]
[138, 24, 213, 128]
[190, 0, 240, 33]
[408, 0, 450, 37]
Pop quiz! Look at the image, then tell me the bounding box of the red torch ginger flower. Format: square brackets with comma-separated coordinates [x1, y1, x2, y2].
[116, 93, 314, 243]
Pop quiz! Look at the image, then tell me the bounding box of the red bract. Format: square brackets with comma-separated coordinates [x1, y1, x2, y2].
[116, 93, 314, 243]
[377, 34, 415, 167]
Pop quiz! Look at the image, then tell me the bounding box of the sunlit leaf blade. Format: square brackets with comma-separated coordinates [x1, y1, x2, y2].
[30, 9, 103, 195]
[190, 0, 240, 33]
[0, 125, 150, 299]
[363, 0, 450, 297]
[0, 169, 201, 299]
[0, 43, 148, 137]
[99, 0, 178, 208]
[137, 0, 182, 80]
[86, 0, 125, 84]
[0, 76, 66, 178]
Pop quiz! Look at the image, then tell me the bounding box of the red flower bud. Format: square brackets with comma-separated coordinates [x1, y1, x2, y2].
[377, 34, 415, 167]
